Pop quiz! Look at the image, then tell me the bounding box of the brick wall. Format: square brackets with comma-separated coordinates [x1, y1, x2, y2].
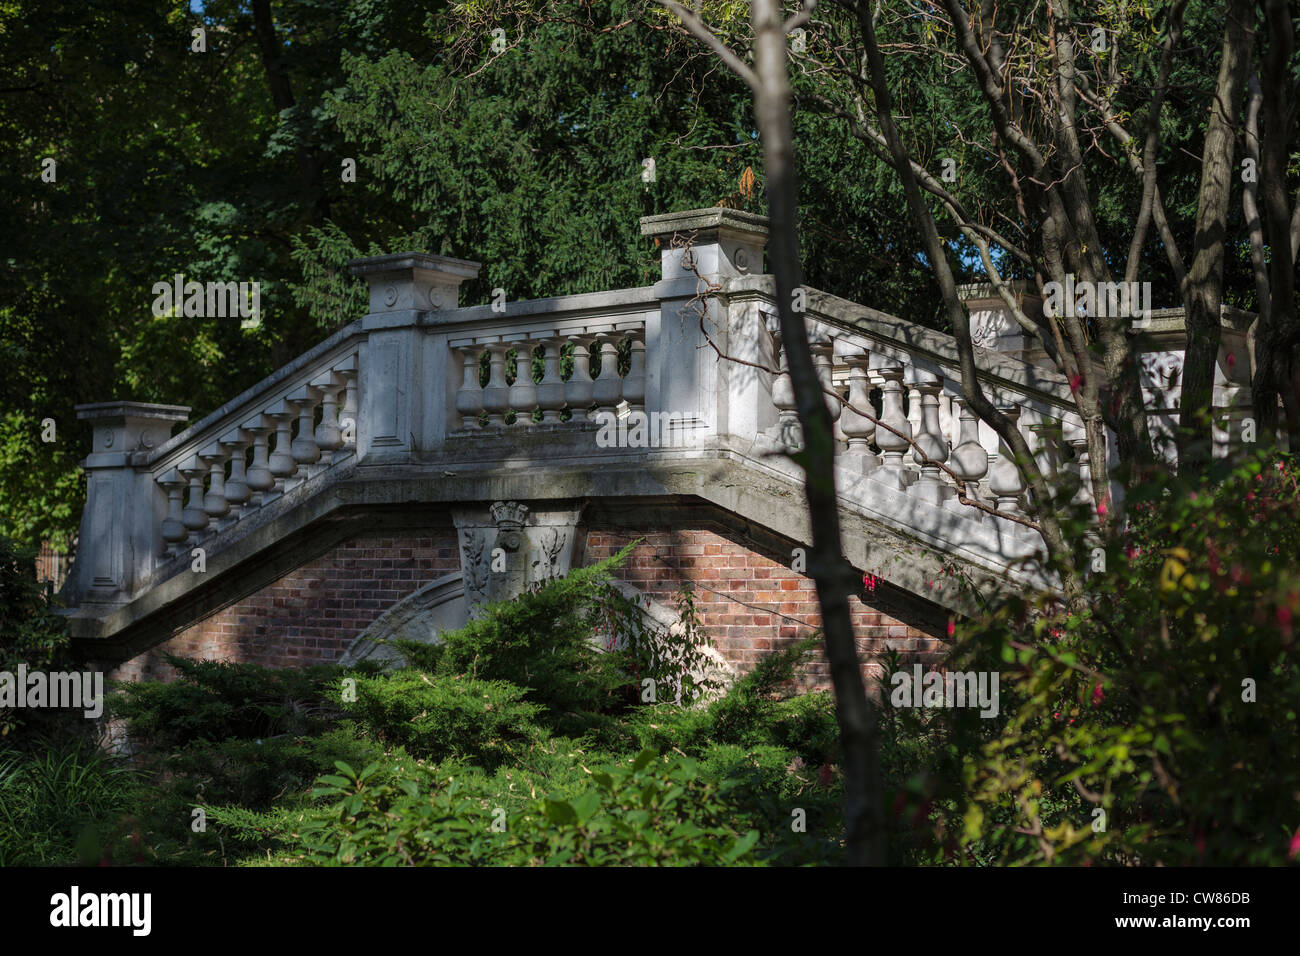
[582, 528, 948, 692]
[108, 524, 948, 693]
[109, 534, 460, 683]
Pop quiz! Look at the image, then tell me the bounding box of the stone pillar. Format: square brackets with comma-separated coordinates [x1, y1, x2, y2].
[64, 402, 190, 607]
[639, 207, 770, 447]
[348, 252, 482, 457]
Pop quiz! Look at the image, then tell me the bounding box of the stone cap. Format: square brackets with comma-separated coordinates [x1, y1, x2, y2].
[76, 401, 191, 423]
[640, 207, 770, 244]
[1130, 305, 1257, 341]
[75, 402, 191, 459]
[348, 252, 483, 313]
[956, 279, 1041, 304]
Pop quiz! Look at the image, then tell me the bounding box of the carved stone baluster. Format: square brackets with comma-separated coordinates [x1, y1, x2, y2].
[157, 468, 187, 556]
[1067, 425, 1095, 510]
[242, 416, 275, 508]
[508, 339, 538, 426]
[771, 339, 800, 449]
[811, 344, 841, 424]
[591, 333, 623, 416]
[220, 429, 251, 525]
[312, 373, 343, 453]
[623, 332, 646, 412]
[199, 443, 231, 530]
[906, 382, 923, 442]
[870, 356, 912, 491]
[179, 455, 209, 546]
[289, 386, 322, 476]
[840, 352, 878, 472]
[564, 335, 595, 423]
[988, 405, 1027, 515]
[947, 398, 989, 515]
[910, 371, 950, 505]
[536, 338, 566, 424]
[455, 347, 484, 429]
[481, 343, 511, 427]
[334, 355, 359, 455]
[265, 400, 297, 501]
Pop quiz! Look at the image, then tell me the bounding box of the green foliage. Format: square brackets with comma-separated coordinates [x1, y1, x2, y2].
[0, 535, 71, 736]
[0, 738, 138, 866]
[274, 748, 762, 866]
[392, 548, 646, 734]
[891, 451, 1300, 865]
[110, 655, 357, 748]
[341, 673, 544, 767]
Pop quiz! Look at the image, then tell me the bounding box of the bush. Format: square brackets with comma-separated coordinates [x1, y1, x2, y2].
[0, 535, 71, 736]
[269, 748, 762, 866]
[908, 450, 1300, 865]
[0, 738, 138, 865]
[341, 672, 544, 767]
[111, 656, 359, 748]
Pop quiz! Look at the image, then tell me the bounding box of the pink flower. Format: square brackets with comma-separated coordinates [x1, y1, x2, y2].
[1289, 828, 1300, 860]
[1092, 682, 1104, 705]
[1097, 501, 1108, 518]
[946, 619, 956, 638]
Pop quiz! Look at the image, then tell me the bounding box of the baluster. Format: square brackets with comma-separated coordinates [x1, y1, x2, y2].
[242, 416, 275, 507]
[199, 443, 231, 527]
[508, 339, 538, 425]
[870, 356, 912, 491]
[565, 335, 595, 423]
[157, 469, 187, 555]
[265, 401, 297, 500]
[947, 398, 989, 514]
[623, 332, 646, 412]
[312, 373, 343, 452]
[771, 339, 799, 449]
[591, 333, 623, 415]
[220, 429, 251, 524]
[179, 455, 209, 545]
[334, 355, 359, 452]
[1067, 426, 1095, 510]
[811, 344, 841, 423]
[481, 343, 510, 427]
[906, 382, 923, 442]
[910, 371, 950, 505]
[840, 353, 878, 471]
[289, 386, 322, 471]
[536, 338, 566, 424]
[988, 405, 1027, 515]
[455, 347, 484, 429]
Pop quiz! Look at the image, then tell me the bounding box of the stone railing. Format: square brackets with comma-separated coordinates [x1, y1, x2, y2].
[65, 207, 1249, 614]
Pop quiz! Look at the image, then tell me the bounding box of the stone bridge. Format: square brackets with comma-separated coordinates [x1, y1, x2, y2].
[59, 208, 1254, 686]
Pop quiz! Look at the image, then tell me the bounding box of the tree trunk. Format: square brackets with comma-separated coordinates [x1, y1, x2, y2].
[751, 0, 885, 866]
[1178, 0, 1253, 466]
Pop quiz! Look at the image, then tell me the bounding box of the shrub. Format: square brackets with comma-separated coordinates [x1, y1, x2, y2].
[111, 656, 359, 748]
[0, 535, 71, 736]
[340, 672, 544, 767]
[274, 748, 762, 866]
[920, 450, 1300, 865]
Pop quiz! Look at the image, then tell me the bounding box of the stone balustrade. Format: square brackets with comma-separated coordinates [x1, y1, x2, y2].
[63, 206, 1250, 617]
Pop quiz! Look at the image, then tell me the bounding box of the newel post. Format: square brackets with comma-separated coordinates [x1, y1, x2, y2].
[347, 252, 481, 458]
[64, 402, 190, 607]
[639, 208, 770, 447]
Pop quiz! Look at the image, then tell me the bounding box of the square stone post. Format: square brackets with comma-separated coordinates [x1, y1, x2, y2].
[639, 208, 769, 447]
[348, 252, 481, 458]
[64, 402, 190, 607]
